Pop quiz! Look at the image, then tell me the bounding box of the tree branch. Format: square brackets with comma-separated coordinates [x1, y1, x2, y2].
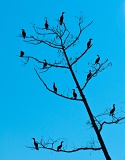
[34, 68, 82, 101]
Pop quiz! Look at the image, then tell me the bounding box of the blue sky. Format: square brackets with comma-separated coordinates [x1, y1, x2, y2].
[1, 0, 125, 160]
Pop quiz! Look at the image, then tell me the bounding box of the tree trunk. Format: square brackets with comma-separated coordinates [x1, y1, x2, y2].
[63, 48, 111, 160]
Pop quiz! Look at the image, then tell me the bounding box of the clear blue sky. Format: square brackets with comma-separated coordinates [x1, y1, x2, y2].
[1, 0, 125, 160]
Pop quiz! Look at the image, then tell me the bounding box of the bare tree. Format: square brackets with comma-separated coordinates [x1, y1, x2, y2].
[19, 13, 125, 160]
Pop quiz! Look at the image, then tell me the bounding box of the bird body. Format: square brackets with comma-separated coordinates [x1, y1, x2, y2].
[95, 55, 100, 64]
[87, 38, 92, 49]
[86, 70, 92, 81]
[32, 138, 39, 150]
[20, 51, 24, 57]
[72, 89, 77, 99]
[22, 29, 26, 39]
[45, 20, 48, 29]
[57, 141, 64, 151]
[53, 83, 57, 93]
[43, 59, 47, 69]
[60, 12, 65, 25]
[110, 104, 115, 116]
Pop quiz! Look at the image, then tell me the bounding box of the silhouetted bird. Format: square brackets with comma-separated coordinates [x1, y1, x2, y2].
[86, 70, 92, 81]
[53, 83, 57, 93]
[60, 12, 65, 25]
[110, 104, 115, 116]
[20, 51, 24, 57]
[45, 20, 49, 29]
[43, 59, 47, 69]
[21, 29, 26, 39]
[57, 141, 64, 151]
[32, 138, 39, 150]
[95, 55, 100, 64]
[87, 38, 92, 49]
[72, 89, 77, 99]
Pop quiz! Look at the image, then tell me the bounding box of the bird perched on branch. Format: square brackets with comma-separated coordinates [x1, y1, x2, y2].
[57, 141, 64, 151]
[43, 59, 47, 69]
[20, 51, 24, 57]
[21, 29, 26, 39]
[53, 83, 57, 93]
[95, 55, 100, 64]
[87, 38, 92, 49]
[60, 12, 65, 25]
[86, 70, 92, 81]
[110, 104, 115, 116]
[72, 89, 77, 99]
[32, 138, 39, 150]
[45, 19, 49, 29]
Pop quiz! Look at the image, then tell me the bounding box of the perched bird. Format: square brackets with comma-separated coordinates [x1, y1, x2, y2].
[53, 83, 57, 93]
[110, 104, 115, 116]
[72, 89, 77, 99]
[57, 141, 64, 151]
[87, 38, 92, 49]
[32, 138, 39, 150]
[45, 19, 49, 29]
[20, 51, 24, 57]
[95, 55, 100, 64]
[21, 29, 26, 39]
[43, 59, 47, 69]
[86, 70, 92, 81]
[60, 12, 65, 25]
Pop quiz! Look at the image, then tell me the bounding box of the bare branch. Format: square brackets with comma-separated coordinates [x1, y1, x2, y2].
[71, 45, 92, 66]
[82, 59, 111, 90]
[34, 68, 82, 101]
[65, 21, 93, 50]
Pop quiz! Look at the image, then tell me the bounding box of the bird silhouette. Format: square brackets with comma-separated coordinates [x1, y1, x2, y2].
[20, 51, 24, 57]
[72, 89, 77, 99]
[86, 70, 92, 81]
[21, 29, 26, 39]
[95, 55, 100, 64]
[53, 83, 57, 93]
[87, 38, 92, 49]
[57, 141, 64, 151]
[43, 59, 47, 69]
[32, 138, 39, 150]
[45, 19, 49, 29]
[110, 104, 115, 116]
[60, 12, 65, 25]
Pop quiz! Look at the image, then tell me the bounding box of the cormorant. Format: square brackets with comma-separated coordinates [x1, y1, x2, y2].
[95, 55, 100, 64]
[86, 70, 92, 81]
[72, 89, 77, 99]
[110, 104, 115, 116]
[20, 51, 24, 57]
[43, 59, 47, 69]
[87, 38, 92, 49]
[32, 138, 39, 150]
[53, 83, 57, 93]
[60, 12, 65, 25]
[45, 19, 49, 29]
[21, 29, 26, 39]
[57, 141, 64, 151]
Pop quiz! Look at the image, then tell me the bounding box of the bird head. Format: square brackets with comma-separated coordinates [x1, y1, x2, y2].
[62, 12, 65, 14]
[32, 138, 35, 140]
[21, 29, 25, 31]
[44, 59, 46, 61]
[61, 141, 64, 143]
[97, 55, 99, 57]
[72, 89, 75, 91]
[113, 104, 115, 107]
[89, 70, 91, 73]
